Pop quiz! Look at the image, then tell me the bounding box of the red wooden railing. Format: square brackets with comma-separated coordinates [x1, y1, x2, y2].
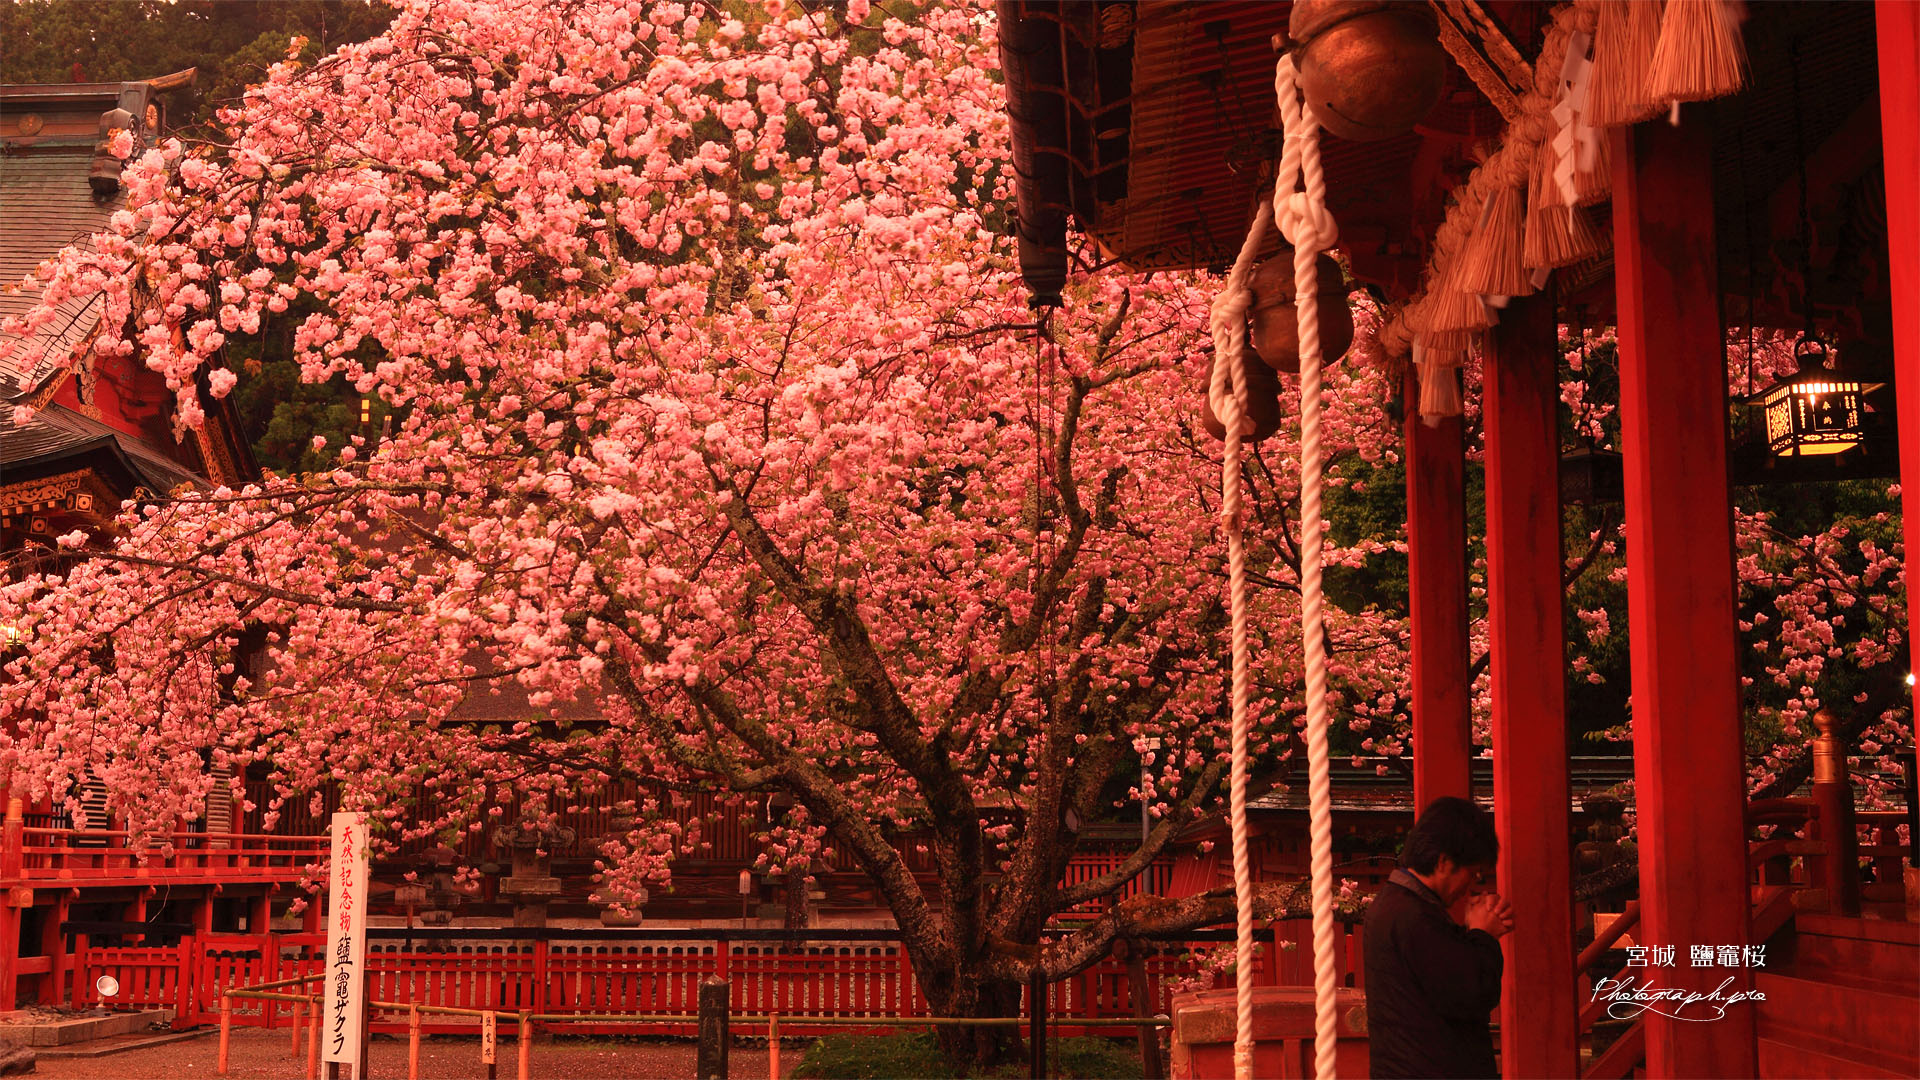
[76, 920, 1365, 1035]
[1575, 793, 1909, 1079]
[5, 828, 327, 886]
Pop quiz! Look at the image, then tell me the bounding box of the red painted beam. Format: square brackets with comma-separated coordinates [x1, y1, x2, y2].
[1611, 119, 1758, 1078]
[1881, 2, 1920, 684]
[1483, 293, 1577, 1078]
[1405, 369, 1474, 810]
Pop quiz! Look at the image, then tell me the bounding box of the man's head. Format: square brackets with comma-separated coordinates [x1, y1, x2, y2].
[1400, 796, 1499, 905]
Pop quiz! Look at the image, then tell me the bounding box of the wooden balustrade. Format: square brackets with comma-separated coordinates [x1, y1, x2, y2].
[1, 827, 327, 886]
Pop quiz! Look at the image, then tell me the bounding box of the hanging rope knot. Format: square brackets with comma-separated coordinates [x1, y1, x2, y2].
[1277, 191, 1338, 254]
[1211, 282, 1254, 327]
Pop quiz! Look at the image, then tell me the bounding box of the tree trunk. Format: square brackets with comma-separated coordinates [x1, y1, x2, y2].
[926, 968, 1028, 1069]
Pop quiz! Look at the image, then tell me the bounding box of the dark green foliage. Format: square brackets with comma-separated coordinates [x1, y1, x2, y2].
[791, 1031, 1145, 1079]
[0, 1, 393, 133]
[2, 1, 393, 470]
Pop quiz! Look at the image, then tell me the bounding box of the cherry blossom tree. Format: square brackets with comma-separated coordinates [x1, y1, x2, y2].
[0, 0, 1413, 1056]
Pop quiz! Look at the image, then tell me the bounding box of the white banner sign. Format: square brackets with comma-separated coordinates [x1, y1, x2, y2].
[322, 811, 370, 1071]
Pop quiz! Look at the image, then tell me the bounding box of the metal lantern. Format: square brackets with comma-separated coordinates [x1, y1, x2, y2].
[1289, 1, 1448, 142]
[1201, 357, 1286, 443]
[1249, 254, 1354, 373]
[1744, 346, 1878, 458]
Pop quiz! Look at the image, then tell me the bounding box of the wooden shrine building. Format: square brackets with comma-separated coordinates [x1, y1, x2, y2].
[1000, 1, 1920, 1077]
[0, 71, 277, 1011]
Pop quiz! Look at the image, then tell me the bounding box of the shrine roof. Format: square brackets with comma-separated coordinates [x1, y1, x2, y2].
[0, 402, 202, 495]
[0, 145, 122, 398]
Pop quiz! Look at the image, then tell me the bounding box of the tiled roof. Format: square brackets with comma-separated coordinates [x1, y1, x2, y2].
[0, 146, 123, 397]
[0, 403, 202, 494]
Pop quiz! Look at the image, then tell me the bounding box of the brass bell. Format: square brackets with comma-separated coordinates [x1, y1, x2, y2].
[1249, 254, 1354, 373]
[1290, 1, 1447, 142]
[1200, 357, 1286, 443]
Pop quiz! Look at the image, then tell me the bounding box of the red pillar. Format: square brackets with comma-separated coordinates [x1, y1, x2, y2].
[1881, 1, 1920, 675]
[1611, 119, 1757, 1077]
[0, 797, 22, 1012]
[1483, 293, 1577, 1078]
[1406, 369, 1474, 810]
[40, 891, 71, 1005]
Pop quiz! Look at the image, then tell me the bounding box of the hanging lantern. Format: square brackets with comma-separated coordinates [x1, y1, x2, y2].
[1559, 446, 1624, 505]
[1289, 1, 1447, 142]
[1248, 254, 1354, 373]
[1743, 343, 1879, 458]
[1201, 358, 1286, 443]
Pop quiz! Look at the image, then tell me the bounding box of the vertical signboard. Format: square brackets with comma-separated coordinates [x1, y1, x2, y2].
[322, 811, 370, 1076]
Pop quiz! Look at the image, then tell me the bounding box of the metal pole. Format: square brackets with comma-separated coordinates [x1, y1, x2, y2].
[1028, 967, 1045, 1080]
[769, 1013, 780, 1080]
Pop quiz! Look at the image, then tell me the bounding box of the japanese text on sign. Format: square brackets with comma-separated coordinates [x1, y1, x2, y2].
[321, 812, 370, 1071]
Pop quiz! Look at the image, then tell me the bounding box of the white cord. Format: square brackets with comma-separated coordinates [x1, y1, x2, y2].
[1270, 54, 1342, 1080]
[1207, 53, 1342, 1080]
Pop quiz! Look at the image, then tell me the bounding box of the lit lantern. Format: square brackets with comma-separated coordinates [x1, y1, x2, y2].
[1289, 1, 1448, 142]
[1249, 254, 1354, 373]
[1745, 349, 1878, 458]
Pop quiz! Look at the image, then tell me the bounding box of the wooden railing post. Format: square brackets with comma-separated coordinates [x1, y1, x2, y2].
[217, 993, 232, 1075]
[307, 995, 320, 1080]
[1811, 710, 1862, 915]
[532, 938, 548, 1025]
[408, 1003, 422, 1080]
[1, 797, 22, 879]
[517, 1011, 532, 1080]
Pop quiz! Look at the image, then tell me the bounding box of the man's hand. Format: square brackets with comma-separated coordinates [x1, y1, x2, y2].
[1464, 893, 1515, 939]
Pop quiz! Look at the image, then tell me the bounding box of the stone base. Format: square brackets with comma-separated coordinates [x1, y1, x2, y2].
[0, 1007, 173, 1047]
[1169, 987, 1369, 1080]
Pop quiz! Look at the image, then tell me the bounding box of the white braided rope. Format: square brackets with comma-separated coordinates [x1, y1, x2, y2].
[1271, 54, 1342, 1080]
[1205, 186, 1269, 1080]
[1207, 54, 1341, 1080]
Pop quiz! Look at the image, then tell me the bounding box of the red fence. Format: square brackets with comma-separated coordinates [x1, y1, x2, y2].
[8, 828, 327, 886]
[76, 923, 1364, 1036]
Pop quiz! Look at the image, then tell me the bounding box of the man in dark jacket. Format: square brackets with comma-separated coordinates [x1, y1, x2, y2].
[1363, 796, 1514, 1079]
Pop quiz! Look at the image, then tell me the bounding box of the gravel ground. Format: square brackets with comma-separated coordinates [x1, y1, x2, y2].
[32, 1027, 804, 1080]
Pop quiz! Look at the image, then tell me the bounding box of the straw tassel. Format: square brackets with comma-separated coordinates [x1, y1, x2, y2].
[1586, 0, 1663, 126]
[1417, 349, 1465, 421]
[1566, 130, 1610, 206]
[1423, 287, 1494, 335]
[1525, 144, 1604, 269]
[1454, 184, 1534, 297]
[1646, 0, 1748, 104]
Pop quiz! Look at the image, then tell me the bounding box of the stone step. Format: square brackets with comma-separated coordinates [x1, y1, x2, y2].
[35, 1027, 212, 1059]
[0, 1007, 174, 1047]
